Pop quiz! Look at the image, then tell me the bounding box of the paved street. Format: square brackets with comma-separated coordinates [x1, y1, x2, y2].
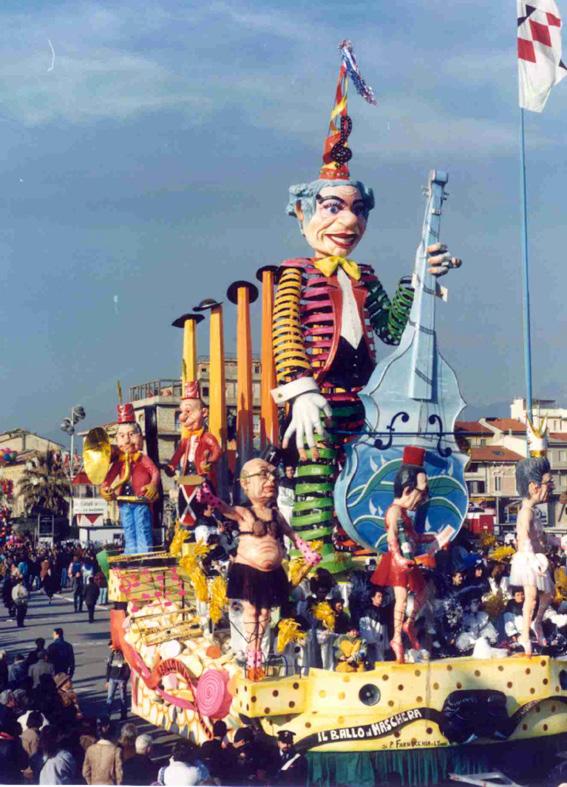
[1, 586, 178, 761]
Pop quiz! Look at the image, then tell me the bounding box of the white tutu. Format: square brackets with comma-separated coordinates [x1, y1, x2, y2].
[509, 551, 554, 593]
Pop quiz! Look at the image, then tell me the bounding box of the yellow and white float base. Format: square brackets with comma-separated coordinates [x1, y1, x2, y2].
[109, 557, 567, 784]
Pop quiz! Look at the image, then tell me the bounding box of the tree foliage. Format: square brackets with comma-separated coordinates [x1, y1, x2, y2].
[18, 451, 70, 516]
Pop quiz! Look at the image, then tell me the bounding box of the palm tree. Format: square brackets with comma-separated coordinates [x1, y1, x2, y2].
[18, 451, 70, 516]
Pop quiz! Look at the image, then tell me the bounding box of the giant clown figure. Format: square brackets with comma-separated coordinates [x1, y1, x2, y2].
[271, 42, 462, 572]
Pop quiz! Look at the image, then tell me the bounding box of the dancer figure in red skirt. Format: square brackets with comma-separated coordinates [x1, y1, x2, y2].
[371, 446, 439, 663]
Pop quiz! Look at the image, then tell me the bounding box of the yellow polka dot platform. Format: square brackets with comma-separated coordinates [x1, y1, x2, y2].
[107, 550, 567, 786]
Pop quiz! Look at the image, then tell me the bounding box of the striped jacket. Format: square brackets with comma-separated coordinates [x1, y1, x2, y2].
[272, 258, 413, 397]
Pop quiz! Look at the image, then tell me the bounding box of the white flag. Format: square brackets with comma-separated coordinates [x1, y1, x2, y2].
[518, 0, 567, 111]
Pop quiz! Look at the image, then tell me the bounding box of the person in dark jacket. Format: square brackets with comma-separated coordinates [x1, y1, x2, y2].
[0, 717, 28, 784]
[105, 645, 130, 720]
[8, 654, 28, 690]
[47, 629, 75, 677]
[83, 577, 99, 623]
[2, 573, 16, 619]
[122, 734, 158, 786]
[270, 730, 307, 786]
[0, 651, 8, 692]
[329, 598, 352, 635]
[199, 720, 236, 783]
[72, 571, 84, 613]
[31, 674, 65, 723]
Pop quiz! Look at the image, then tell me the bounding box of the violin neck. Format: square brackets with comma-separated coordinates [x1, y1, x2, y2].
[408, 169, 448, 402]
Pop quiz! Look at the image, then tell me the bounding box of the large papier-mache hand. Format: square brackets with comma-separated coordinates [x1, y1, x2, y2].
[282, 391, 332, 460]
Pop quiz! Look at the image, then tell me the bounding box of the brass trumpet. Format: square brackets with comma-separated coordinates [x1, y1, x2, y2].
[83, 427, 112, 485]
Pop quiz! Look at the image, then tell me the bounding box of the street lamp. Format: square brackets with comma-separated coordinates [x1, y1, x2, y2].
[60, 405, 86, 531]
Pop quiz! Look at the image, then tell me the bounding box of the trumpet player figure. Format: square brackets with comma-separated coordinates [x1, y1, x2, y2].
[101, 403, 161, 555]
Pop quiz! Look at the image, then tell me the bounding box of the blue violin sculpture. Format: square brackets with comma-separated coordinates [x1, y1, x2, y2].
[334, 170, 469, 552]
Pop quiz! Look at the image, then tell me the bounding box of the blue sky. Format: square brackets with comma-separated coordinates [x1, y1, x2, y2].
[0, 0, 565, 442]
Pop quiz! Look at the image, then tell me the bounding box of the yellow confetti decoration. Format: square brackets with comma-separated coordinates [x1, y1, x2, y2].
[482, 592, 506, 620]
[312, 601, 336, 632]
[179, 542, 210, 576]
[554, 566, 567, 603]
[191, 567, 208, 603]
[488, 545, 515, 563]
[276, 618, 306, 653]
[479, 532, 497, 549]
[288, 540, 324, 587]
[209, 575, 228, 624]
[169, 525, 186, 557]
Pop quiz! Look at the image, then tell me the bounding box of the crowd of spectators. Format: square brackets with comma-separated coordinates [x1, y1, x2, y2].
[1, 540, 108, 627]
[0, 625, 304, 785]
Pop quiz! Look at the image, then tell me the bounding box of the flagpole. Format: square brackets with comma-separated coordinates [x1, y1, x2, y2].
[519, 107, 534, 424]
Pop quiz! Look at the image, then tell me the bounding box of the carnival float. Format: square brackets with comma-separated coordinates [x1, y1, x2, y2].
[83, 40, 567, 786]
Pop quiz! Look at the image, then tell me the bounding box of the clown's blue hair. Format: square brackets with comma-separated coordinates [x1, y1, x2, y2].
[287, 178, 375, 229]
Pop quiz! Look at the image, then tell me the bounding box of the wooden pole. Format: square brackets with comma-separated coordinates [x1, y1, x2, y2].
[171, 313, 203, 385]
[227, 281, 258, 468]
[256, 266, 278, 448]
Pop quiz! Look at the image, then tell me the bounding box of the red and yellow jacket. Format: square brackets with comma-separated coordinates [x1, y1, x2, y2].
[166, 429, 221, 478]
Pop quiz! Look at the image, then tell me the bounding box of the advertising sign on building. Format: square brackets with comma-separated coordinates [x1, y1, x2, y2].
[73, 498, 108, 516]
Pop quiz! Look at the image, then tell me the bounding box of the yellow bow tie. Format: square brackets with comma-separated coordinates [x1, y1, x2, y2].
[312, 256, 361, 281]
[119, 451, 141, 464]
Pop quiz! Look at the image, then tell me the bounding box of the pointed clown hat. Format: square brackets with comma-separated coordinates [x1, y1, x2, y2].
[319, 40, 377, 181]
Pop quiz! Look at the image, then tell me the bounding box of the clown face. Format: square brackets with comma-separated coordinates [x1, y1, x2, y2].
[296, 185, 368, 259]
[116, 423, 143, 454]
[179, 398, 206, 432]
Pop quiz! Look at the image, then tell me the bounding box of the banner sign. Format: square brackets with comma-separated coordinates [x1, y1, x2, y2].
[73, 498, 108, 516]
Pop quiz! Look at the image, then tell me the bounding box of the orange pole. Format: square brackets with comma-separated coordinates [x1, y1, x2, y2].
[227, 281, 258, 466]
[256, 266, 278, 447]
[237, 287, 253, 459]
[208, 305, 226, 449]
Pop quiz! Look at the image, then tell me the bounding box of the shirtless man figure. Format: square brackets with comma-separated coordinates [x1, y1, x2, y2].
[225, 458, 320, 680]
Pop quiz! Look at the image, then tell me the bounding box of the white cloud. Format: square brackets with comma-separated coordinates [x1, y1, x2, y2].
[0, 0, 561, 161]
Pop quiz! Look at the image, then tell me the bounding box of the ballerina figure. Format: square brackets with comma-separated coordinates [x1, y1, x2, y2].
[509, 457, 561, 655]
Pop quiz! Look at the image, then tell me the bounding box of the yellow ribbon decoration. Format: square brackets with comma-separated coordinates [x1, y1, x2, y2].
[276, 618, 306, 653]
[313, 256, 361, 281]
[209, 575, 228, 624]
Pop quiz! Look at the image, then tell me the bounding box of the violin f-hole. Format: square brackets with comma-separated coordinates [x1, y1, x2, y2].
[427, 413, 452, 458]
[374, 411, 410, 450]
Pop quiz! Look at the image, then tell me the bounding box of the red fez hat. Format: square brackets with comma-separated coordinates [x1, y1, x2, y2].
[182, 380, 201, 400]
[402, 446, 425, 467]
[116, 403, 136, 424]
